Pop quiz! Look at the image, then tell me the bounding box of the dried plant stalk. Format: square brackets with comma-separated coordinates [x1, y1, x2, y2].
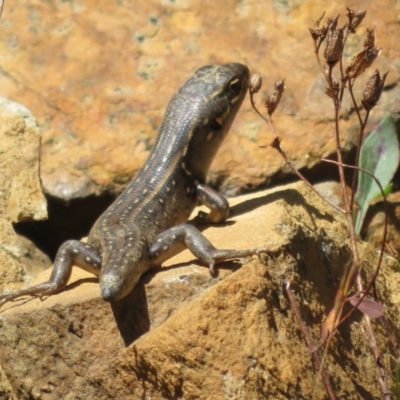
[250, 8, 393, 399]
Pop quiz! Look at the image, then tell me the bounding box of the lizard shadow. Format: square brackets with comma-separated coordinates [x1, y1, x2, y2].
[0, 277, 100, 313]
[64, 277, 99, 289]
[109, 187, 334, 346]
[229, 187, 335, 222]
[111, 283, 150, 347]
[110, 259, 243, 347]
[145, 259, 244, 279]
[191, 187, 334, 232]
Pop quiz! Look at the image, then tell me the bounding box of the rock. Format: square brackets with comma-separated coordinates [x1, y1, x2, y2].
[315, 182, 400, 260]
[0, 365, 16, 400]
[17, 235, 52, 282]
[0, 98, 47, 292]
[363, 191, 400, 257]
[0, 1, 398, 200]
[0, 181, 398, 399]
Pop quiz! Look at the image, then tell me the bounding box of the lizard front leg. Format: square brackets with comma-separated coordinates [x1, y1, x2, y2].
[195, 183, 230, 223]
[0, 240, 102, 308]
[149, 224, 259, 275]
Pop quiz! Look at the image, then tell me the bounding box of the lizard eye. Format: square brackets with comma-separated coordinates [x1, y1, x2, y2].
[228, 78, 241, 94]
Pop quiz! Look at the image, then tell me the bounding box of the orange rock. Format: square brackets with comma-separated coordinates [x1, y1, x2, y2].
[0, 182, 397, 398]
[0, 1, 398, 200]
[0, 98, 47, 291]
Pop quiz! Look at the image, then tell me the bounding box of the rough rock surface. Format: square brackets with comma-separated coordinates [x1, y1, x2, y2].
[17, 236, 51, 282]
[315, 182, 400, 260]
[0, 97, 47, 291]
[0, 182, 398, 399]
[363, 191, 400, 257]
[0, 365, 16, 400]
[0, 0, 398, 200]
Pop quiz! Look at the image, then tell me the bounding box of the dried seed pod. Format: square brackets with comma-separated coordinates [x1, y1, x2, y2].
[327, 16, 339, 31]
[361, 70, 388, 111]
[347, 8, 366, 33]
[324, 28, 344, 66]
[346, 47, 381, 79]
[310, 12, 328, 47]
[309, 27, 328, 42]
[324, 17, 344, 66]
[364, 28, 375, 50]
[265, 80, 285, 116]
[250, 73, 262, 94]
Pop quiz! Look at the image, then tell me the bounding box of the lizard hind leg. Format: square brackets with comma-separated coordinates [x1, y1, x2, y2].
[0, 240, 102, 309]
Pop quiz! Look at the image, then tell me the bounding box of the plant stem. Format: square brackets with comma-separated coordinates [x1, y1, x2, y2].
[322, 160, 388, 325]
[285, 283, 337, 400]
[358, 321, 391, 399]
[326, 65, 361, 330]
[322, 158, 390, 398]
[248, 90, 345, 214]
[348, 81, 370, 211]
[268, 137, 344, 214]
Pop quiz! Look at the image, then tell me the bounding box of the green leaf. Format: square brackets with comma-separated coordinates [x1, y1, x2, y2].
[372, 183, 393, 201]
[354, 116, 400, 234]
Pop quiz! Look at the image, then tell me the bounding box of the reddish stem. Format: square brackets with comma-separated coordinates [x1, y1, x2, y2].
[285, 283, 337, 400]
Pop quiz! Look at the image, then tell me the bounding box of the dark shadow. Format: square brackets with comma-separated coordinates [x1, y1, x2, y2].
[229, 187, 335, 223]
[386, 201, 400, 231]
[148, 258, 243, 275]
[14, 192, 116, 261]
[362, 199, 400, 236]
[62, 277, 99, 291]
[230, 189, 285, 217]
[188, 187, 334, 239]
[0, 277, 99, 314]
[111, 282, 150, 347]
[109, 258, 245, 346]
[0, 297, 36, 312]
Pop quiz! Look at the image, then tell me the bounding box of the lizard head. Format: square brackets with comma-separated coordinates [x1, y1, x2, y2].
[176, 63, 250, 181]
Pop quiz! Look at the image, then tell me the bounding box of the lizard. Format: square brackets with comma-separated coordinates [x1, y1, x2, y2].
[0, 63, 262, 307]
